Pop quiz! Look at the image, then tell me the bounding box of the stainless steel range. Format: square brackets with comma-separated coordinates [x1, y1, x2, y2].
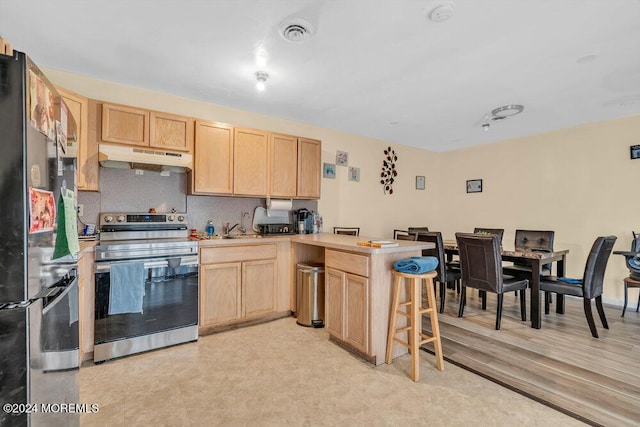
[94, 212, 199, 362]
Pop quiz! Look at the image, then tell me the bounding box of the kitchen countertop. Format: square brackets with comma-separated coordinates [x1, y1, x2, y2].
[290, 232, 433, 254]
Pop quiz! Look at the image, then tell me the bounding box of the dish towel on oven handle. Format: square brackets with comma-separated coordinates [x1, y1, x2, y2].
[109, 262, 146, 315]
[393, 256, 439, 274]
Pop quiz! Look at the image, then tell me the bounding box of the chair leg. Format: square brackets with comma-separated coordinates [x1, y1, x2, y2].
[496, 294, 503, 330]
[622, 280, 628, 317]
[458, 287, 466, 318]
[481, 290, 487, 310]
[519, 288, 527, 321]
[583, 298, 599, 338]
[439, 282, 446, 314]
[595, 296, 609, 329]
[637, 291, 640, 312]
[544, 291, 550, 315]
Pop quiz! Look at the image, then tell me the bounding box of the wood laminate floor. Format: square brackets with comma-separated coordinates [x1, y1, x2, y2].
[422, 287, 640, 427]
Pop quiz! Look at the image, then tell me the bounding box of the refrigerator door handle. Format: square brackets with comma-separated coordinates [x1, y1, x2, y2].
[41, 276, 76, 316]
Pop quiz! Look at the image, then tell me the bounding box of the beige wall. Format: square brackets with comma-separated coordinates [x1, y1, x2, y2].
[45, 67, 639, 305]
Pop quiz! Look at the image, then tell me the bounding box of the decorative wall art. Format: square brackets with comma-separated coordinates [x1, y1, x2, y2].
[466, 179, 483, 193]
[416, 176, 425, 190]
[380, 146, 397, 194]
[323, 163, 336, 179]
[630, 145, 640, 159]
[348, 167, 360, 182]
[336, 151, 349, 166]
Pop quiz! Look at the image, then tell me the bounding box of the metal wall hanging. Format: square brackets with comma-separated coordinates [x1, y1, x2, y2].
[380, 147, 397, 194]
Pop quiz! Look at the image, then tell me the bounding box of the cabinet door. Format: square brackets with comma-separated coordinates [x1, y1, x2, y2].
[200, 263, 242, 327]
[101, 103, 149, 146]
[57, 88, 99, 191]
[297, 137, 321, 199]
[325, 267, 344, 339]
[344, 273, 369, 353]
[190, 120, 234, 195]
[149, 111, 193, 152]
[242, 259, 276, 318]
[269, 133, 297, 198]
[77, 251, 95, 360]
[233, 127, 268, 196]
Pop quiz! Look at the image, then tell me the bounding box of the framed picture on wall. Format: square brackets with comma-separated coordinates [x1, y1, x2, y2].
[630, 145, 640, 159]
[466, 179, 482, 193]
[416, 176, 425, 190]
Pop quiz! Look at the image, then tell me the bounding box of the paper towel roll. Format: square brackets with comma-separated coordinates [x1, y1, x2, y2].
[267, 199, 293, 211]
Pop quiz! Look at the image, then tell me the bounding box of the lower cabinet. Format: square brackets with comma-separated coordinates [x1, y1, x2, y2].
[199, 245, 277, 328]
[325, 253, 369, 354]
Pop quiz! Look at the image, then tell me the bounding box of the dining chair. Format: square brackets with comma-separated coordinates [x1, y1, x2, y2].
[473, 227, 505, 244]
[539, 235, 617, 338]
[503, 230, 555, 284]
[408, 226, 429, 234]
[395, 232, 418, 241]
[455, 232, 529, 330]
[393, 229, 410, 239]
[333, 227, 360, 236]
[612, 234, 640, 317]
[417, 231, 461, 313]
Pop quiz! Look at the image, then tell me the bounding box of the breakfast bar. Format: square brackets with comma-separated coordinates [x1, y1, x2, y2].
[290, 233, 434, 365]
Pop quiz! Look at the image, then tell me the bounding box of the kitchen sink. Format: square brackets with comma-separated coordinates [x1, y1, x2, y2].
[223, 234, 262, 239]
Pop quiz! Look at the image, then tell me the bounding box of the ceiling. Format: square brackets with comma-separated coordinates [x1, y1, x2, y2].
[1, 0, 639, 152]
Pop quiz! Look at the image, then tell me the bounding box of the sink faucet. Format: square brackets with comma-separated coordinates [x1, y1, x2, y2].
[239, 211, 250, 234]
[225, 223, 239, 235]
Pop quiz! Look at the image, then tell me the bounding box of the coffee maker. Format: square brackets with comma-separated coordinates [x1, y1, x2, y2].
[293, 208, 312, 234]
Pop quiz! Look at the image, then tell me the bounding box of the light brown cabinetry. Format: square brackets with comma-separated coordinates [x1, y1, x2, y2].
[78, 246, 95, 361]
[101, 102, 193, 152]
[268, 133, 321, 199]
[324, 250, 370, 354]
[233, 127, 268, 196]
[57, 87, 99, 191]
[199, 244, 277, 329]
[297, 137, 321, 199]
[189, 120, 234, 195]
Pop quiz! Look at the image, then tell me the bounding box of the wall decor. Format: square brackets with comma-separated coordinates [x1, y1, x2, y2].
[348, 167, 360, 182]
[336, 151, 349, 166]
[416, 176, 425, 190]
[323, 163, 336, 179]
[380, 146, 397, 194]
[630, 145, 640, 159]
[466, 179, 483, 193]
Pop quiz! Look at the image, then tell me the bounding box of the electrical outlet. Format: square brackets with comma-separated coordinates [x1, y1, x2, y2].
[77, 204, 84, 217]
[135, 169, 144, 175]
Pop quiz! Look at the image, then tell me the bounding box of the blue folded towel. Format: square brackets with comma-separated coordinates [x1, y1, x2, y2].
[393, 256, 439, 274]
[109, 262, 146, 315]
[557, 277, 582, 285]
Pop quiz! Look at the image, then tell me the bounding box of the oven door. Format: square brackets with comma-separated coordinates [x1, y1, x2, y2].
[94, 256, 198, 346]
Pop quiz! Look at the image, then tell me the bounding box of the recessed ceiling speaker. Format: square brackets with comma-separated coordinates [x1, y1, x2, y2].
[279, 18, 315, 42]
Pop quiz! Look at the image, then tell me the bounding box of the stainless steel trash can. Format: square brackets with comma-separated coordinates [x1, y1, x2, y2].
[296, 263, 325, 327]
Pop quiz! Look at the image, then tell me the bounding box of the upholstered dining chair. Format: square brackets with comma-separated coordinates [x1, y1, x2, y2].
[612, 234, 640, 317]
[408, 226, 429, 234]
[417, 231, 461, 313]
[539, 235, 617, 338]
[393, 229, 411, 239]
[473, 227, 505, 244]
[333, 227, 360, 236]
[395, 231, 418, 241]
[455, 232, 529, 330]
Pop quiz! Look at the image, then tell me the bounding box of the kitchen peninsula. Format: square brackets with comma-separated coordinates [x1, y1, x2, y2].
[290, 233, 434, 365]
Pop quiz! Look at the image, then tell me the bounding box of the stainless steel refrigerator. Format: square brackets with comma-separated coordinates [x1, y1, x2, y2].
[0, 50, 80, 426]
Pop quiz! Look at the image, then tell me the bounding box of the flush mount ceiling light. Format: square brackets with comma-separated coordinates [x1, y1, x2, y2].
[278, 18, 315, 42]
[256, 71, 269, 91]
[482, 104, 524, 131]
[428, 2, 455, 22]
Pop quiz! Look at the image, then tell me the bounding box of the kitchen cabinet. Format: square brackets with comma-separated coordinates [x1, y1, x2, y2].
[78, 245, 95, 362]
[268, 133, 321, 199]
[233, 127, 268, 196]
[189, 120, 234, 195]
[101, 102, 193, 152]
[324, 250, 369, 354]
[57, 87, 99, 191]
[199, 244, 278, 329]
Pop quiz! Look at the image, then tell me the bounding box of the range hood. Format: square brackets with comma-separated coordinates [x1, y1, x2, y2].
[98, 144, 192, 173]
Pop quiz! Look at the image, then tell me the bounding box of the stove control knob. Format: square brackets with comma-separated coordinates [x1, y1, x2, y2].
[104, 215, 113, 223]
[177, 215, 185, 222]
[116, 215, 125, 223]
[167, 215, 175, 221]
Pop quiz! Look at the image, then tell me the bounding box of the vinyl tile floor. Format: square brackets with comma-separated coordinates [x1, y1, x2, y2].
[79, 317, 586, 426]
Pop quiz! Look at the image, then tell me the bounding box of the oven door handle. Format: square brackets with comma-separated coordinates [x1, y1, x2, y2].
[95, 256, 198, 273]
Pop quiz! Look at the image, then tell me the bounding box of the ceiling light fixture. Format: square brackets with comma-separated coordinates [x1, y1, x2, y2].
[481, 104, 524, 131]
[256, 71, 268, 91]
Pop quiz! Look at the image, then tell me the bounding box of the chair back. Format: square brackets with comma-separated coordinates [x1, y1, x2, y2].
[333, 227, 360, 236]
[395, 232, 418, 241]
[624, 236, 640, 275]
[582, 236, 617, 299]
[408, 226, 429, 234]
[513, 230, 555, 269]
[393, 229, 409, 239]
[416, 232, 446, 280]
[456, 232, 504, 293]
[473, 227, 504, 244]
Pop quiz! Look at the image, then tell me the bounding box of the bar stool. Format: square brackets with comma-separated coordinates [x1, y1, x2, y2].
[622, 276, 640, 317]
[386, 269, 444, 381]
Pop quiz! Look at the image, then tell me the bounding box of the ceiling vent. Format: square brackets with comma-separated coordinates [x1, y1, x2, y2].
[428, 2, 455, 22]
[279, 18, 314, 42]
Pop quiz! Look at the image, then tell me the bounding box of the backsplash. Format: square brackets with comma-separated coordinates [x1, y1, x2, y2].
[78, 168, 317, 234]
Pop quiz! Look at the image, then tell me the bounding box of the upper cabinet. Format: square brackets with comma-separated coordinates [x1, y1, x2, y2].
[101, 102, 193, 153]
[269, 133, 298, 198]
[233, 127, 268, 197]
[57, 87, 99, 191]
[296, 137, 321, 199]
[189, 120, 234, 195]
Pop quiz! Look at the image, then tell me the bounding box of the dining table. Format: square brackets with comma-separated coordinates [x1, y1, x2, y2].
[442, 240, 570, 329]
